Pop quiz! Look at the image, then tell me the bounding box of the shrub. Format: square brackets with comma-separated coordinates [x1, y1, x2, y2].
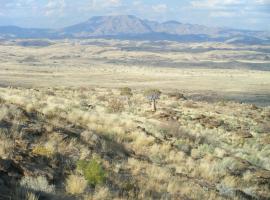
[97, 95, 106, 102]
[84, 186, 112, 200]
[120, 87, 133, 97]
[183, 101, 198, 108]
[168, 92, 186, 100]
[32, 146, 54, 157]
[26, 192, 39, 200]
[0, 96, 5, 104]
[20, 176, 55, 193]
[159, 121, 180, 138]
[12, 186, 39, 200]
[77, 159, 107, 186]
[107, 98, 124, 113]
[65, 174, 88, 194]
[120, 87, 133, 106]
[0, 137, 14, 158]
[144, 89, 162, 112]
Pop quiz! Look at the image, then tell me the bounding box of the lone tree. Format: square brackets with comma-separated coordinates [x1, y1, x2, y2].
[120, 87, 133, 106]
[144, 89, 162, 112]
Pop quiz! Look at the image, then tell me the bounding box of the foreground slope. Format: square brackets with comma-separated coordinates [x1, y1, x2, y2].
[0, 87, 270, 200]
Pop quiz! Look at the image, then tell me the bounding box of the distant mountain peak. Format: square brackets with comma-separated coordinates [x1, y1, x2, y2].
[0, 15, 269, 44]
[88, 15, 139, 21]
[162, 20, 182, 25]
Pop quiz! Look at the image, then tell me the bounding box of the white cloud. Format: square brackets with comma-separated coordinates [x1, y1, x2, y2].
[191, 0, 244, 9]
[209, 11, 236, 17]
[132, 1, 141, 6]
[152, 4, 168, 13]
[255, 0, 270, 4]
[45, 0, 66, 16]
[191, 0, 270, 8]
[109, 0, 121, 4]
[190, 0, 270, 20]
[88, 0, 122, 10]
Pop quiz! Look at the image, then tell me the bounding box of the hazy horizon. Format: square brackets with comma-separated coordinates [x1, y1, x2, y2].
[0, 0, 269, 31]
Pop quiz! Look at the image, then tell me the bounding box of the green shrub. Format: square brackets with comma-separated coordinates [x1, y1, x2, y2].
[120, 87, 133, 97]
[77, 159, 107, 186]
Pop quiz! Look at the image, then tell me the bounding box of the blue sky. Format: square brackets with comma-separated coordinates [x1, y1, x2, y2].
[0, 0, 269, 31]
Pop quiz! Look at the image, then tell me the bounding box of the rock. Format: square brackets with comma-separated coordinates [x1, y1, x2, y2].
[253, 169, 270, 184]
[154, 109, 180, 121]
[199, 117, 224, 129]
[191, 114, 206, 120]
[236, 131, 253, 139]
[225, 157, 251, 176]
[250, 104, 259, 110]
[0, 158, 24, 179]
[0, 177, 4, 186]
[168, 92, 186, 100]
[259, 135, 270, 145]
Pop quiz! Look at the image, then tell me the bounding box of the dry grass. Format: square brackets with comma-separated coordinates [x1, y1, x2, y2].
[0, 86, 268, 199]
[65, 174, 88, 195]
[107, 98, 125, 113]
[0, 135, 14, 158]
[0, 40, 269, 106]
[0, 43, 269, 199]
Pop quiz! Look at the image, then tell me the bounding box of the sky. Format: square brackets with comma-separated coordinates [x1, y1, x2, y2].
[0, 0, 269, 31]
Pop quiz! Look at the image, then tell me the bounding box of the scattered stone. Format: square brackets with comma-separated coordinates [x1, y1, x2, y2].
[236, 130, 253, 139]
[168, 92, 186, 100]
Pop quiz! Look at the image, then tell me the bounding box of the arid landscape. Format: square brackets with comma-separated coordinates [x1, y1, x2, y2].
[0, 38, 269, 200]
[0, 39, 270, 104]
[0, 1, 270, 197]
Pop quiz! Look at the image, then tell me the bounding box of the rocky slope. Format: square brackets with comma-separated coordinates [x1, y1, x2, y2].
[0, 87, 270, 199]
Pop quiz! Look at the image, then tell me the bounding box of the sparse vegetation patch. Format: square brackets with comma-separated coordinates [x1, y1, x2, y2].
[0, 86, 269, 200]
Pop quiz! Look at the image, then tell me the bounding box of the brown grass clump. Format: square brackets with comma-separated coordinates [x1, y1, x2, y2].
[84, 186, 112, 200]
[65, 174, 88, 195]
[97, 95, 106, 102]
[0, 96, 5, 104]
[167, 92, 186, 100]
[159, 121, 181, 138]
[0, 86, 270, 200]
[26, 192, 39, 200]
[183, 100, 199, 108]
[0, 137, 14, 158]
[32, 145, 54, 158]
[107, 98, 125, 113]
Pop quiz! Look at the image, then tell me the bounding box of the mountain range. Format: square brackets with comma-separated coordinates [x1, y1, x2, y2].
[0, 15, 269, 44]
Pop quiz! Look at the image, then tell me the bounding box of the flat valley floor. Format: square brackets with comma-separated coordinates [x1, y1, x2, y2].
[0, 39, 270, 105]
[1, 39, 270, 200]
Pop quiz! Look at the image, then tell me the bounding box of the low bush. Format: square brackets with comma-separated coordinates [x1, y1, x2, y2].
[65, 174, 88, 194]
[107, 98, 124, 113]
[77, 158, 107, 186]
[0, 96, 5, 104]
[167, 92, 186, 100]
[20, 176, 55, 193]
[32, 146, 54, 157]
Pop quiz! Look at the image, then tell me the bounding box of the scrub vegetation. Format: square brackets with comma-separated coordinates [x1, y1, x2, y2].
[0, 86, 269, 200]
